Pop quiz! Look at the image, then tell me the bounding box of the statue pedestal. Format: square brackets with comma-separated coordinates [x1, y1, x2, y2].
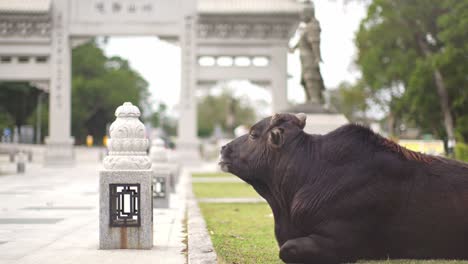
[287, 102, 348, 135]
[303, 113, 348, 135]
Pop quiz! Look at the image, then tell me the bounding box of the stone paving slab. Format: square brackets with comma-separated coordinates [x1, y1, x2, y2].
[0, 161, 187, 264]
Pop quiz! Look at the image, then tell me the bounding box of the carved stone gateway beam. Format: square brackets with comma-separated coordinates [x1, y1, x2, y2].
[197, 20, 293, 40]
[0, 15, 51, 38]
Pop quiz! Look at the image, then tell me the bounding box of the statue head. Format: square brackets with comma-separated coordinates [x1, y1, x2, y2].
[301, 1, 315, 23]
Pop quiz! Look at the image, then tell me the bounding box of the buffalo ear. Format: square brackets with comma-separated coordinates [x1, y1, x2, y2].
[269, 127, 284, 148]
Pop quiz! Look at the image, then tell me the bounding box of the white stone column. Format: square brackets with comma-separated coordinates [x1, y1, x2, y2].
[270, 45, 289, 113]
[45, 0, 74, 165]
[177, 13, 200, 161]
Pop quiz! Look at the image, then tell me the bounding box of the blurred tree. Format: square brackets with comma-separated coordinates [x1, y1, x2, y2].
[197, 90, 256, 138]
[26, 93, 49, 143]
[0, 111, 14, 131]
[0, 82, 40, 134]
[72, 41, 149, 144]
[149, 103, 177, 136]
[329, 80, 371, 123]
[355, 0, 468, 144]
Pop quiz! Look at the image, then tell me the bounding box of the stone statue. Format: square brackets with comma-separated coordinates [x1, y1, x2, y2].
[291, 1, 325, 104]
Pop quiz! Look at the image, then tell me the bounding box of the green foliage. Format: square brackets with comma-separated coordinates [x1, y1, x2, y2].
[26, 94, 49, 143]
[0, 111, 14, 132]
[71, 41, 149, 144]
[355, 0, 468, 141]
[148, 103, 177, 136]
[197, 90, 256, 137]
[455, 143, 468, 163]
[329, 81, 371, 123]
[0, 82, 41, 132]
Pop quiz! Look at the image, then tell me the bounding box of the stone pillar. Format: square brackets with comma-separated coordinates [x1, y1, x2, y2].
[45, 0, 74, 166]
[100, 102, 153, 249]
[271, 46, 289, 113]
[177, 13, 200, 161]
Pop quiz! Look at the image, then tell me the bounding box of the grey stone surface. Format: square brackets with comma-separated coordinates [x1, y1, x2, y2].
[99, 170, 153, 249]
[0, 161, 187, 264]
[22, 206, 94, 210]
[169, 163, 181, 184]
[187, 173, 217, 264]
[287, 101, 338, 114]
[16, 162, 25, 173]
[0, 191, 31, 195]
[0, 218, 64, 224]
[152, 168, 171, 209]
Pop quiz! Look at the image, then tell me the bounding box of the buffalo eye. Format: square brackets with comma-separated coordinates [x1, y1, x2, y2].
[249, 131, 259, 140]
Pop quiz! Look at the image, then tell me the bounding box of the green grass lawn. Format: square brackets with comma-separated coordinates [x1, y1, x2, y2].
[199, 202, 282, 264]
[192, 182, 260, 198]
[192, 172, 234, 178]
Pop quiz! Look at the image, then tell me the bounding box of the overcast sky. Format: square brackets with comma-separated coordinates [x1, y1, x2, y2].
[103, 1, 367, 116]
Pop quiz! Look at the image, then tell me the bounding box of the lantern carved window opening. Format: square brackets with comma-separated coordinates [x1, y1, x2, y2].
[152, 177, 166, 198]
[109, 184, 141, 227]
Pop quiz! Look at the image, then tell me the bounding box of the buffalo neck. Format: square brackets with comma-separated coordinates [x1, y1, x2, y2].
[264, 132, 320, 214]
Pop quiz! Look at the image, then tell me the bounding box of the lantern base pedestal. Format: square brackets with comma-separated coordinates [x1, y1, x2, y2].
[99, 170, 153, 249]
[152, 164, 173, 208]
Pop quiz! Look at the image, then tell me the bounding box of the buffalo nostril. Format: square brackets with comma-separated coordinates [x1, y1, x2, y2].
[220, 145, 232, 156]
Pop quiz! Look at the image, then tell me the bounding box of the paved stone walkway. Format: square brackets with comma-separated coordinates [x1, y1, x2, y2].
[0, 161, 187, 264]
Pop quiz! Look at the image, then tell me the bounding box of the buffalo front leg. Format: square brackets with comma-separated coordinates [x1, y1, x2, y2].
[279, 235, 355, 264]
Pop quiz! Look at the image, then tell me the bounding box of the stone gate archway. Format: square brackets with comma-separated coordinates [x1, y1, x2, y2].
[0, 0, 305, 165]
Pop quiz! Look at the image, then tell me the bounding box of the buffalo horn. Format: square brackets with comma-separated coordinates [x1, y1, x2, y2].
[296, 113, 307, 126]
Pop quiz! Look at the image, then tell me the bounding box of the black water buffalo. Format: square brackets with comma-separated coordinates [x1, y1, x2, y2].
[219, 113, 468, 264]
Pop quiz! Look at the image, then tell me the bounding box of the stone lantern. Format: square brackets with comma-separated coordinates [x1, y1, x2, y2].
[150, 137, 172, 208]
[150, 138, 168, 162]
[99, 102, 153, 249]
